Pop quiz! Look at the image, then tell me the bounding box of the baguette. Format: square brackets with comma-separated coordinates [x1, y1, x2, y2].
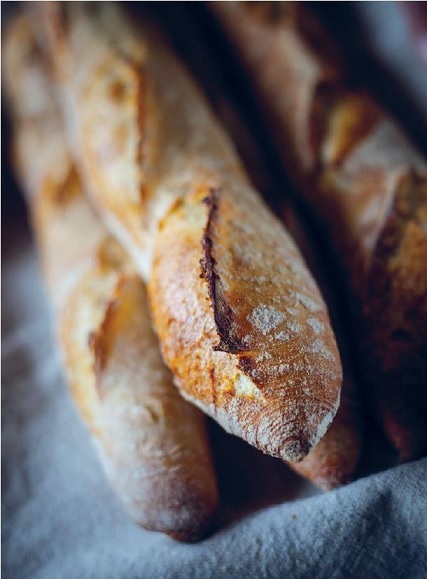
[212, 1, 427, 462]
[147, 3, 364, 488]
[38, 1, 342, 463]
[3, 15, 218, 541]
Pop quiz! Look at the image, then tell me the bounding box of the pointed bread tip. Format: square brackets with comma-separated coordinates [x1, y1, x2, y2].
[281, 438, 311, 463]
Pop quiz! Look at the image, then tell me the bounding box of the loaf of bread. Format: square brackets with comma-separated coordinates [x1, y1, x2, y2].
[145, 4, 364, 488]
[3, 14, 218, 541]
[212, 1, 427, 462]
[38, 2, 343, 463]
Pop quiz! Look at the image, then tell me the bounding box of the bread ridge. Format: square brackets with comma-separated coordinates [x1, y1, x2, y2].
[39, 1, 343, 462]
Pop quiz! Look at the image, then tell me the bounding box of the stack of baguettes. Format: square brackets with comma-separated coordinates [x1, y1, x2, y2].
[3, 1, 426, 541]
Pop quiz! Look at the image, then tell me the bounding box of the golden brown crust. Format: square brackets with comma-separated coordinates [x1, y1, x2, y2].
[150, 181, 341, 463]
[213, 0, 427, 461]
[3, 14, 218, 541]
[61, 269, 218, 541]
[211, 2, 341, 175]
[39, 2, 343, 462]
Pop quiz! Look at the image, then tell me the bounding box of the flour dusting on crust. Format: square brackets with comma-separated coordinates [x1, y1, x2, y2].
[248, 304, 285, 334]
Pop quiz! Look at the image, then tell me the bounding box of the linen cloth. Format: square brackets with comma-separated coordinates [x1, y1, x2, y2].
[2, 3, 427, 578]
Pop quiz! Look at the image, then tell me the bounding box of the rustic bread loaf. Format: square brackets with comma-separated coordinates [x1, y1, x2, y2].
[38, 2, 343, 463]
[3, 15, 218, 541]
